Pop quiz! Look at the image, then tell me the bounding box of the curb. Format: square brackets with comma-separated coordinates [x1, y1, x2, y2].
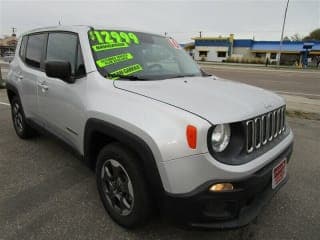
[199, 62, 320, 73]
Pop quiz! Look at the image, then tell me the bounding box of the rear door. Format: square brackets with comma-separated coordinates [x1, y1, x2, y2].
[37, 32, 87, 150]
[17, 33, 47, 122]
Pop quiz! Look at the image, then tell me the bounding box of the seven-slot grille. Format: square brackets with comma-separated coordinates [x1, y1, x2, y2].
[246, 106, 286, 153]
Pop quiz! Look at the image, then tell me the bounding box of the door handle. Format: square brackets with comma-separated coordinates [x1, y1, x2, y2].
[38, 82, 49, 92]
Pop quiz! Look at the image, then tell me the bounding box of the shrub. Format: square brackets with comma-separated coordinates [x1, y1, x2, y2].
[225, 56, 265, 64]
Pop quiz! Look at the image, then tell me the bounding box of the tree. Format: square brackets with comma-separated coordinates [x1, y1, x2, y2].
[290, 33, 303, 41]
[283, 36, 290, 41]
[303, 28, 320, 41]
[283, 33, 303, 41]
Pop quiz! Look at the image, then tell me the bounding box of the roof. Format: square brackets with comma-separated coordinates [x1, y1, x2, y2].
[195, 39, 230, 47]
[192, 36, 230, 41]
[251, 41, 320, 52]
[193, 35, 320, 52]
[233, 39, 254, 48]
[22, 25, 91, 35]
[312, 44, 320, 51]
[0, 36, 17, 46]
[180, 42, 194, 48]
[21, 25, 160, 37]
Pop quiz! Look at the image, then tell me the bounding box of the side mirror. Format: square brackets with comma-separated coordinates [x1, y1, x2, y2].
[45, 61, 74, 83]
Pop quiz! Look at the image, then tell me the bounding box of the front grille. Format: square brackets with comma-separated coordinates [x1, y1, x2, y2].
[246, 106, 286, 153]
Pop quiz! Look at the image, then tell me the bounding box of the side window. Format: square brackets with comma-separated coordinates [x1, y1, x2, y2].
[76, 44, 86, 76]
[19, 36, 28, 59]
[46, 33, 80, 75]
[25, 34, 46, 68]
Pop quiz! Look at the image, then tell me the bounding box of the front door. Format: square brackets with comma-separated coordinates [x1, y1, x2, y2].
[37, 32, 86, 150]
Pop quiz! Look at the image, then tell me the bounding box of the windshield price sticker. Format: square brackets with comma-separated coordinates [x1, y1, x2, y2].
[96, 53, 134, 68]
[109, 64, 143, 79]
[92, 42, 129, 52]
[90, 30, 140, 45]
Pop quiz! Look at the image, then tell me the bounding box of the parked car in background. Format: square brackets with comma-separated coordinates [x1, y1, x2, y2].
[6, 25, 294, 229]
[3, 52, 15, 62]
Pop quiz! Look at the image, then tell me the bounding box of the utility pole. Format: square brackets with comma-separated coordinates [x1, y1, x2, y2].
[199, 31, 202, 38]
[11, 27, 16, 36]
[277, 0, 290, 67]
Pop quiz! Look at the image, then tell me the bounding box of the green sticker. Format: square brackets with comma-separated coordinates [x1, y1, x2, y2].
[96, 53, 133, 68]
[92, 42, 128, 52]
[89, 30, 140, 45]
[89, 31, 96, 41]
[109, 64, 143, 79]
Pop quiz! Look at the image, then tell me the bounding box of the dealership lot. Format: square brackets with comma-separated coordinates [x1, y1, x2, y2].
[0, 86, 319, 239]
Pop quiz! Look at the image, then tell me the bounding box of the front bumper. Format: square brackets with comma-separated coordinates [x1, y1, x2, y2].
[162, 143, 293, 229]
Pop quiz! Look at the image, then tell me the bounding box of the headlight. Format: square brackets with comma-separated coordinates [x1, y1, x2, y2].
[210, 124, 231, 152]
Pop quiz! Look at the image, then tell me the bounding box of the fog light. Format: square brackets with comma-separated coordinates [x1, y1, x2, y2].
[209, 183, 234, 192]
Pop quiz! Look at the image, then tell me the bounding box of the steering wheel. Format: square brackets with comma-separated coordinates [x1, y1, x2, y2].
[147, 63, 164, 72]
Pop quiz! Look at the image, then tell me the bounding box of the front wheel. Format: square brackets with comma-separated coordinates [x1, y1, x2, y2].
[96, 143, 152, 228]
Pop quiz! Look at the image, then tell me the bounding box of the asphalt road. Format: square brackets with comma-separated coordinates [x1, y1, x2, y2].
[0, 89, 320, 240]
[200, 65, 320, 99]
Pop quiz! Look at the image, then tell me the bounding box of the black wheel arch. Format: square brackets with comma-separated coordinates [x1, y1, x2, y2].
[84, 118, 165, 205]
[6, 82, 19, 104]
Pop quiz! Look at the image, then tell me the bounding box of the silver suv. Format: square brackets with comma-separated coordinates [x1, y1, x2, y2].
[6, 26, 294, 229]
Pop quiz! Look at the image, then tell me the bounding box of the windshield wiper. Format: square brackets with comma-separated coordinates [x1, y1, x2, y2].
[169, 74, 199, 79]
[107, 74, 149, 81]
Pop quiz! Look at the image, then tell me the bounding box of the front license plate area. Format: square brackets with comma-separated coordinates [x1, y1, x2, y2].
[272, 159, 287, 189]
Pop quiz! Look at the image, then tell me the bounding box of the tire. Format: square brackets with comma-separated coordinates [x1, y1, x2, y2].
[11, 96, 36, 139]
[96, 143, 151, 228]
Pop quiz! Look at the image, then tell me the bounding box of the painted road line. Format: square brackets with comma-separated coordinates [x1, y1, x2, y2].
[0, 102, 10, 106]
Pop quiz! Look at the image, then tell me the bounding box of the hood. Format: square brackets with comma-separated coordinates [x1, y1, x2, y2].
[114, 76, 285, 124]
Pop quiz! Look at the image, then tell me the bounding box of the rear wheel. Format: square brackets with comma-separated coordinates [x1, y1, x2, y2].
[96, 143, 151, 228]
[11, 96, 36, 139]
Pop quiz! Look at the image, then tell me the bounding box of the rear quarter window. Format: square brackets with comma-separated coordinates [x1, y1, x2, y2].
[19, 36, 28, 59]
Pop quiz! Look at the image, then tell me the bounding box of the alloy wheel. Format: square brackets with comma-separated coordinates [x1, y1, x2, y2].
[101, 159, 134, 216]
[13, 102, 23, 133]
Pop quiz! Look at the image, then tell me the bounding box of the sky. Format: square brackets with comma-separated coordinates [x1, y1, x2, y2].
[0, 0, 319, 43]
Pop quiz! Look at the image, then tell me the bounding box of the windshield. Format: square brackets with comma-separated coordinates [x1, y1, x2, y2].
[88, 29, 202, 80]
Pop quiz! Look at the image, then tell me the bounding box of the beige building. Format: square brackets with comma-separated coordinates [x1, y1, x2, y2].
[0, 35, 17, 56]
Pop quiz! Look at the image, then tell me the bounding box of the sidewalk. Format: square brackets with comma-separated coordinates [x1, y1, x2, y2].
[0, 60, 8, 88]
[0, 64, 9, 87]
[199, 61, 320, 73]
[0, 58, 9, 66]
[281, 94, 320, 120]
